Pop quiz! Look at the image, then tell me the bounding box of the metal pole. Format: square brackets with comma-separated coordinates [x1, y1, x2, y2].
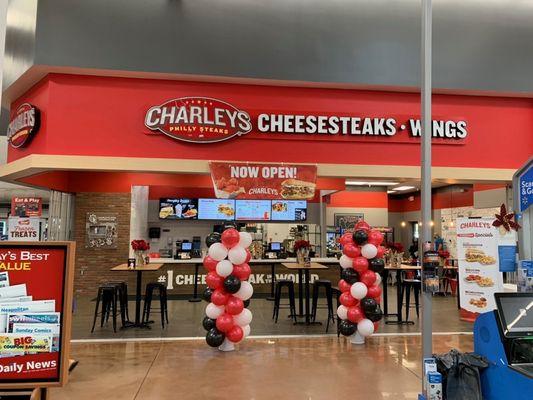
[421, 0, 433, 365]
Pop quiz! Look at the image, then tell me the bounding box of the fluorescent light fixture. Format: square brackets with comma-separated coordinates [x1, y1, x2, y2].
[387, 190, 395, 194]
[346, 180, 399, 186]
[392, 186, 415, 191]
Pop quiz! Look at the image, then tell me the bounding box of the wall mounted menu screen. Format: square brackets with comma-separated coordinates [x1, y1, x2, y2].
[271, 200, 307, 221]
[159, 198, 198, 220]
[198, 199, 236, 220]
[235, 200, 271, 221]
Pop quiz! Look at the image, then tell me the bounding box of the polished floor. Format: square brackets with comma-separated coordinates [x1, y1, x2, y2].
[51, 334, 473, 400]
[75, 285, 472, 339]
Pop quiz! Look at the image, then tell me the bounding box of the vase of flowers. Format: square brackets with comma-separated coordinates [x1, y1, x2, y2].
[294, 240, 310, 266]
[385, 242, 404, 267]
[131, 239, 150, 267]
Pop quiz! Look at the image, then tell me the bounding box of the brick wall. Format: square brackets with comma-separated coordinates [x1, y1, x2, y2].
[74, 192, 133, 295]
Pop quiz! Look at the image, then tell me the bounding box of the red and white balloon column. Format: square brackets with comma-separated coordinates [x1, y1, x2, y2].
[202, 227, 253, 351]
[337, 220, 385, 344]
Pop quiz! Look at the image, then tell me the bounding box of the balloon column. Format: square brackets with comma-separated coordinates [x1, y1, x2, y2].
[202, 228, 253, 351]
[337, 220, 385, 343]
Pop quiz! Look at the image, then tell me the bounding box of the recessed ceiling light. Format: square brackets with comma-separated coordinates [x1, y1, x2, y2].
[392, 186, 415, 191]
[346, 180, 399, 186]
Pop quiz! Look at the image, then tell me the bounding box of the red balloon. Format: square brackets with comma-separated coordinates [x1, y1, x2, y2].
[353, 256, 369, 273]
[245, 249, 252, 263]
[221, 228, 240, 249]
[343, 244, 361, 258]
[376, 246, 387, 258]
[227, 325, 244, 343]
[367, 285, 382, 299]
[355, 221, 371, 231]
[339, 292, 358, 307]
[232, 263, 251, 280]
[216, 313, 234, 333]
[203, 256, 218, 272]
[347, 305, 365, 323]
[338, 279, 352, 293]
[367, 230, 384, 246]
[211, 289, 230, 306]
[226, 296, 244, 315]
[206, 271, 224, 289]
[360, 270, 377, 287]
[340, 232, 354, 246]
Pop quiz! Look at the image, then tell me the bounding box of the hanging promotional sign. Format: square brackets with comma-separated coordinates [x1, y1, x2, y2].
[7, 103, 40, 149]
[209, 162, 317, 199]
[144, 96, 468, 145]
[7, 218, 40, 241]
[0, 242, 74, 388]
[518, 164, 533, 212]
[11, 197, 42, 217]
[456, 218, 504, 316]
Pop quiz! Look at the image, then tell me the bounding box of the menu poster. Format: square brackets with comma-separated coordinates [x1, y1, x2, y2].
[11, 197, 42, 218]
[456, 218, 503, 315]
[159, 198, 198, 220]
[209, 162, 317, 200]
[198, 199, 235, 220]
[271, 200, 307, 221]
[0, 242, 74, 388]
[235, 200, 271, 221]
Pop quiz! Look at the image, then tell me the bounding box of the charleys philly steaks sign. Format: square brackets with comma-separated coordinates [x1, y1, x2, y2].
[144, 96, 468, 144]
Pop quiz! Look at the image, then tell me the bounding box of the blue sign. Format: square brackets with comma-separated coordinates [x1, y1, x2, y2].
[498, 245, 517, 272]
[519, 164, 533, 212]
[522, 260, 533, 278]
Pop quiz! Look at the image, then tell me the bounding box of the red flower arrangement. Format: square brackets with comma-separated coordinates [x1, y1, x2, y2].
[492, 203, 521, 232]
[294, 240, 310, 251]
[131, 239, 150, 251]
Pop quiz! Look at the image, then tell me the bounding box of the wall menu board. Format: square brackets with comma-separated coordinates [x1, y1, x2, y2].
[0, 242, 74, 388]
[198, 199, 236, 220]
[159, 198, 198, 220]
[271, 200, 307, 221]
[235, 200, 271, 221]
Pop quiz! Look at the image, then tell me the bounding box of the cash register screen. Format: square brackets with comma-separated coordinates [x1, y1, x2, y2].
[496, 293, 533, 337]
[181, 242, 192, 251]
[270, 242, 281, 251]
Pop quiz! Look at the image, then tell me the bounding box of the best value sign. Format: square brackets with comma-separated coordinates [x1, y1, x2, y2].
[145, 96, 468, 145]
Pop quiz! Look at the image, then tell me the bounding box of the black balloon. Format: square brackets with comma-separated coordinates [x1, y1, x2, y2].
[339, 319, 357, 336]
[205, 232, 222, 247]
[366, 306, 383, 322]
[243, 299, 251, 308]
[341, 268, 360, 284]
[361, 297, 378, 314]
[223, 275, 241, 294]
[206, 328, 225, 347]
[353, 230, 369, 245]
[202, 316, 216, 331]
[202, 287, 213, 303]
[369, 258, 385, 274]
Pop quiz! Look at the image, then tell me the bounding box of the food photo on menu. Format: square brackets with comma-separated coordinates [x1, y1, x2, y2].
[198, 198, 236, 220]
[159, 198, 198, 220]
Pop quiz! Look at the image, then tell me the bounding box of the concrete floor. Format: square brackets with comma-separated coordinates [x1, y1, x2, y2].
[51, 334, 473, 400]
[76, 285, 472, 340]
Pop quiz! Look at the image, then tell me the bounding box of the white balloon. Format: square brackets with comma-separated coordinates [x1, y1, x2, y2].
[208, 242, 228, 261]
[339, 255, 354, 269]
[375, 273, 382, 286]
[234, 281, 253, 300]
[361, 243, 378, 259]
[216, 260, 234, 277]
[238, 232, 253, 249]
[242, 324, 251, 338]
[337, 305, 348, 320]
[205, 303, 225, 319]
[228, 246, 247, 265]
[233, 308, 253, 326]
[357, 318, 375, 337]
[350, 282, 368, 300]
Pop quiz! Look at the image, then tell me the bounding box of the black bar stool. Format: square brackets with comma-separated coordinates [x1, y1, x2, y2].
[311, 279, 334, 332]
[272, 279, 297, 323]
[401, 276, 421, 320]
[142, 282, 169, 328]
[91, 283, 125, 333]
[106, 280, 129, 321]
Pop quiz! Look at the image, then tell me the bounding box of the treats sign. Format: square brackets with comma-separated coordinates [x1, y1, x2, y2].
[209, 162, 317, 199]
[145, 97, 252, 143]
[7, 103, 40, 148]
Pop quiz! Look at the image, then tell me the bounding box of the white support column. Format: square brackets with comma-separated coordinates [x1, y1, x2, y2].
[130, 186, 149, 257]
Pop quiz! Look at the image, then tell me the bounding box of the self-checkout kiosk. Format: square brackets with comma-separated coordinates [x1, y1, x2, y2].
[473, 158, 533, 398]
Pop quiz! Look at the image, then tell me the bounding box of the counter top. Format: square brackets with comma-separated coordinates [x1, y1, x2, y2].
[149, 257, 340, 264]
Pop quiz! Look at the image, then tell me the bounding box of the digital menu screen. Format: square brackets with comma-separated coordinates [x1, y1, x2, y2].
[271, 200, 307, 221]
[198, 199, 236, 220]
[235, 200, 271, 221]
[159, 198, 198, 220]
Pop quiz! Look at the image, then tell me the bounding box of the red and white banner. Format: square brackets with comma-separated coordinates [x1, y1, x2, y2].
[11, 197, 42, 217]
[209, 162, 317, 199]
